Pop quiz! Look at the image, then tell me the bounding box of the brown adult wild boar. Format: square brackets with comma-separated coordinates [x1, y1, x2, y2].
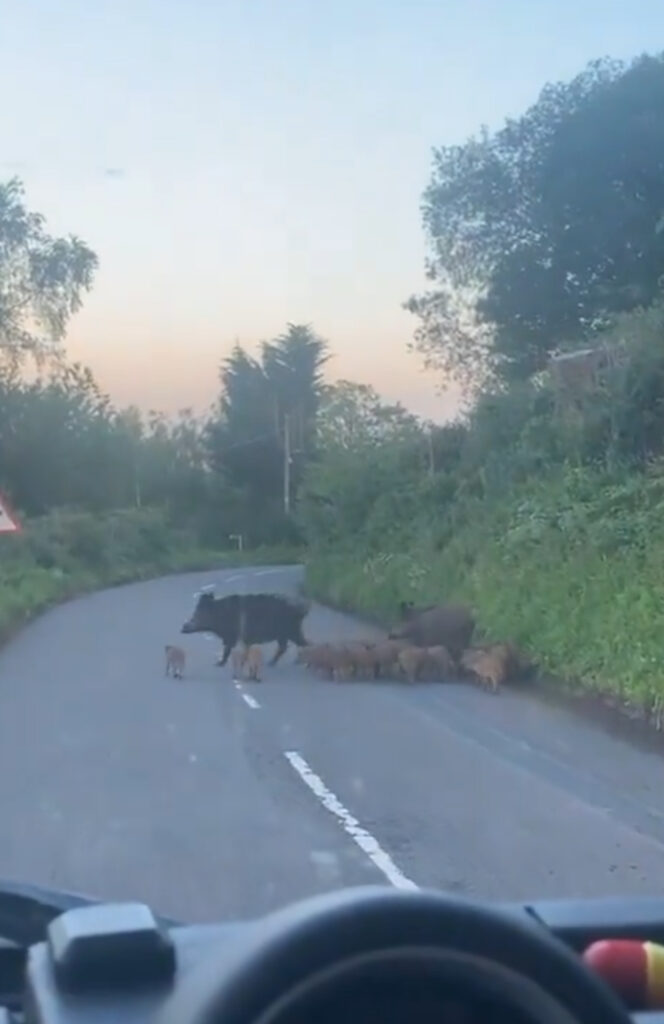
[389, 604, 474, 661]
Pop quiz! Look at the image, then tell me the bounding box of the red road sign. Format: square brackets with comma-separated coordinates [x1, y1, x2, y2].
[0, 493, 22, 534]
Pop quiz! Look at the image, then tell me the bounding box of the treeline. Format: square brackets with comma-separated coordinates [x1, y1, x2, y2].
[0, 173, 326, 547]
[0, 179, 315, 550]
[0, 326, 326, 548]
[304, 51, 664, 716]
[0, 363, 205, 516]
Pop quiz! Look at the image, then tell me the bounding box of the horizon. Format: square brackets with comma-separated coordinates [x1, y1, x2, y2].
[3, 1, 663, 422]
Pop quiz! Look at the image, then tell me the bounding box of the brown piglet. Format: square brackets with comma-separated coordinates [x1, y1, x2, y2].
[244, 645, 263, 681]
[165, 644, 186, 680]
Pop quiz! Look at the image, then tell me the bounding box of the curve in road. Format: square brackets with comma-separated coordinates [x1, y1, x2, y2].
[0, 564, 663, 923]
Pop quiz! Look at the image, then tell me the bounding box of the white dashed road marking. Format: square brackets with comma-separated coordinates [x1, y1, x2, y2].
[283, 750, 418, 891]
[234, 682, 260, 710]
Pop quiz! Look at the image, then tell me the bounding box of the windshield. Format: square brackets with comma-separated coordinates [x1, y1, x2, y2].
[0, 1, 664, 926]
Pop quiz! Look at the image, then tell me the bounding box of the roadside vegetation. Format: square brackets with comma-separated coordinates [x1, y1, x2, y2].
[302, 53, 664, 721]
[4, 52, 664, 721]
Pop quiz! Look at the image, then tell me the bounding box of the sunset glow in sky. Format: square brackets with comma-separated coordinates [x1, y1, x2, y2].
[3, 0, 663, 421]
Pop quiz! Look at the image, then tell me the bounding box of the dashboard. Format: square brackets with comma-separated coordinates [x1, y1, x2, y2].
[3, 887, 664, 1024]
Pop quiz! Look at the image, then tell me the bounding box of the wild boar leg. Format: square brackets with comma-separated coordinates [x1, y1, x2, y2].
[216, 641, 232, 667]
[270, 637, 288, 666]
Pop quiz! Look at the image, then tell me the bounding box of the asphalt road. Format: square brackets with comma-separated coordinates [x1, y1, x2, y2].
[1, 563, 664, 925]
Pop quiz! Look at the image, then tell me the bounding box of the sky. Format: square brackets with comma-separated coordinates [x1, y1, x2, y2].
[1, 0, 663, 422]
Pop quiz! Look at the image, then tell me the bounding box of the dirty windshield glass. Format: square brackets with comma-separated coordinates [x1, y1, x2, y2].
[0, 2, 663, 925]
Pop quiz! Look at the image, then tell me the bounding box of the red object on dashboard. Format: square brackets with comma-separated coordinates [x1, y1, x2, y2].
[583, 939, 664, 1010]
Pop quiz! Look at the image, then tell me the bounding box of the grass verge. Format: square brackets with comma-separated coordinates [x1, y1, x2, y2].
[305, 464, 664, 725]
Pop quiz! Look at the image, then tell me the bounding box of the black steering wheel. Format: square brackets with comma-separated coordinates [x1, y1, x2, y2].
[159, 887, 632, 1024]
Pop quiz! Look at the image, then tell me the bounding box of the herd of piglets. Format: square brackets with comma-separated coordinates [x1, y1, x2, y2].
[296, 602, 532, 695]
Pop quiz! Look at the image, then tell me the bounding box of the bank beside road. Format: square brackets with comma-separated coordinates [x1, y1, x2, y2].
[303, 461, 664, 732]
[0, 564, 663, 923]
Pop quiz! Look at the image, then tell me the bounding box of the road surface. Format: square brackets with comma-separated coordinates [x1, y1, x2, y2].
[0, 563, 664, 924]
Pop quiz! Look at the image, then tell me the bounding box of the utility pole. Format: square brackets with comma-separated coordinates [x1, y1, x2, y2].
[133, 446, 142, 508]
[283, 413, 291, 515]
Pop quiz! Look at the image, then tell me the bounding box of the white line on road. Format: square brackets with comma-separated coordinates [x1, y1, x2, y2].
[252, 568, 283, 577]
[234, 682, 260, 710]
[283, 750, 418, 891]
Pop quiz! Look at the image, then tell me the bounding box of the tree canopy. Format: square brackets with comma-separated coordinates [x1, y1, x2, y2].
[315, 379, 421, 452]
[299, 380, 430, 548]
[0, 179, 98, 368]
[406, 53, 664, 388]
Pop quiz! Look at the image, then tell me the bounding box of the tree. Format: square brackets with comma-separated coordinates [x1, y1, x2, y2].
[261, 323, 329, 462]
[207, 324, 328, 496]
[406, 53, 664, 387]
[206, 344, 278, 498]
[0, 361, 113, 513]
[0, 357, 221, 528]
[315, 379, 421, 451]
[0, 178, 98, 368]
[205, 324, 328, 542]
[299, 381, 427, 547]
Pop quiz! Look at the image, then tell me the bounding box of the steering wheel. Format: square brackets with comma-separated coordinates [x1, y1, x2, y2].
[158, 886, 632, 1024]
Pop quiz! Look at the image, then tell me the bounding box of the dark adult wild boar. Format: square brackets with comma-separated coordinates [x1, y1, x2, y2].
[181, 590, 310, 667]
[389, 603, 474, 660]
